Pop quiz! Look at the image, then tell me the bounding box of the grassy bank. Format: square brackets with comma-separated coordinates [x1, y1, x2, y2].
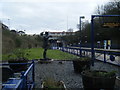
[47, 49, 78, 60]
[2, 29, 43, 54]
[2, 48, 78, 61]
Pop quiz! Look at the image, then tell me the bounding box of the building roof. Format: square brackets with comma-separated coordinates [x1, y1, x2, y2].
[49, 31, 75, 34]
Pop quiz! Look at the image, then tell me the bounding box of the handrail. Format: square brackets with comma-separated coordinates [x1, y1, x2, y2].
[60, 46, 120, 55]
[2, 60, 35, 89]
[24, 63, 33, 76]
[15, 79, 23, 89]
[58, 46, 120, 66]
[1, 62, 31, 66]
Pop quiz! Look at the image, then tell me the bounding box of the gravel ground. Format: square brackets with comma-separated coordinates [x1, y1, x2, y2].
[35, 60, 83, 88]
[92, 61, 120, 75]
[34, 60, 120, 89]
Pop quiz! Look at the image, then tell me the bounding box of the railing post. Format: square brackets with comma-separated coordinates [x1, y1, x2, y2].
[77, 49, 78, 56]
[70, 48, 71, 53]
[80, 46, 82, 57]
[62, 47, 64, 52]
[72, 48, 73, 54]
[73, 49, 75, 55]
[91, 15, 95, 66]
[80, 48, 82, 57]
[104, 51, 106, 63]
[69, 47, 70, 53]
[74, 48, 76, 55]
[78, 49, 79, 56]
[68, 47, 70, 53]
[21, 71, 27, 88]
[32, 60, 35, 83]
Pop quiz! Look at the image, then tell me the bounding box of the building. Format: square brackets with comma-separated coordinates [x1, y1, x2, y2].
[48, 31, 75, 40]
[18, 31, 25, 36]
[48, 31, 75, 47]
[1, 23, 9, 30]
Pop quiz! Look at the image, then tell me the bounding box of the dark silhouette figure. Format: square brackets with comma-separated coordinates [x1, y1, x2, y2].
[41, 32, 51, 60]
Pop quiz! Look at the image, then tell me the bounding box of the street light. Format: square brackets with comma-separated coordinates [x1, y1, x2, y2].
[79, 16, 85, 32]
[79, 16, 85, 57]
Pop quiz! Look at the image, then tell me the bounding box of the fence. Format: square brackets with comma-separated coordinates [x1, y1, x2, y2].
[1, 60, 35, 90]
[58, 46, 120, 66]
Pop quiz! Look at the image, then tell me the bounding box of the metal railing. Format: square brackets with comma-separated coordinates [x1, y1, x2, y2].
[58, 46, 120, 66]
[1, 60, 35, 90]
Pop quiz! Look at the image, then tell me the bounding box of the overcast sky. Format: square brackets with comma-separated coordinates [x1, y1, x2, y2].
[0, 0, 110, 34]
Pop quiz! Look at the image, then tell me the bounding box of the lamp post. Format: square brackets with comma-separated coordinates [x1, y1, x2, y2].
[79, 16, 85, 57]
